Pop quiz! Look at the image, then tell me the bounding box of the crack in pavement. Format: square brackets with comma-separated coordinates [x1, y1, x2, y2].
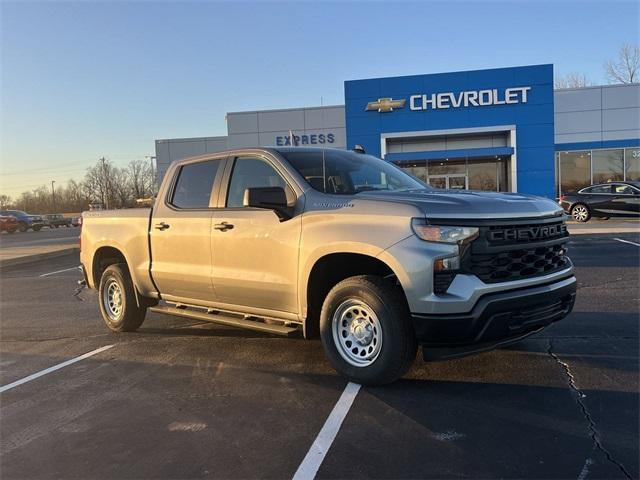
[547, 339, 632, 479]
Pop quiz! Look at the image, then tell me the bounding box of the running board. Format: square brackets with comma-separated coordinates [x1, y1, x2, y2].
[149, 305, 299, 337]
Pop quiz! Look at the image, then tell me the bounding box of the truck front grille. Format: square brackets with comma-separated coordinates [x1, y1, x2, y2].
[458, 216, 571, 285]
[467, 243, 569, 283]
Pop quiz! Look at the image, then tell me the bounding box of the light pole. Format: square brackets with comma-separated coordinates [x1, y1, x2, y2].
[51, 180, 56, 212]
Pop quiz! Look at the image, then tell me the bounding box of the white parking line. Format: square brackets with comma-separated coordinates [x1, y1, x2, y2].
[292, 382, 361, 480]
[0, 345, 114, 393]
[614, 237, 640, 247]
[39, 266, 80, 277]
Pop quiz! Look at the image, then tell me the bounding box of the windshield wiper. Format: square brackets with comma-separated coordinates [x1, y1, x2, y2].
[354, 186, 391, 193]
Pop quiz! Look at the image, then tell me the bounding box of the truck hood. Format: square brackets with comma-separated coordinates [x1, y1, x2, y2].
[357, 188, 564, 219]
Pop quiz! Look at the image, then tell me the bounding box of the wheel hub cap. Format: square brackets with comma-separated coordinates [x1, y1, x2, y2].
[103, 279, 123, 319]
[332, 299, 382, 367]
[352, 318, 373, 345]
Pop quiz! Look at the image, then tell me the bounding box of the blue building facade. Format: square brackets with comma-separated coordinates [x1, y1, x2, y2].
[345, 64, 557, 198]
[157, 64, 639, 198]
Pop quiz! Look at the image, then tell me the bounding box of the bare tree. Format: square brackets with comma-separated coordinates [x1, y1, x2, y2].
[84, 157, 120, 209]
[112, 168, 132, 208]
[605, 43, 640, 84]
[5, 155, 157, 213]
[555, 72, 591, 89]
[0, 194, 12, 209]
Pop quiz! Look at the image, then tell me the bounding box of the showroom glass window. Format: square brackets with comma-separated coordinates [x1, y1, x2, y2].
[592, 149, 624, 184]
[625, 147, 640, 181]
[560, 151, 591, 193]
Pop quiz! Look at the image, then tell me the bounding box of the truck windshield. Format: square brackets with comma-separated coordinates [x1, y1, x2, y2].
[280, 149, 427, 194]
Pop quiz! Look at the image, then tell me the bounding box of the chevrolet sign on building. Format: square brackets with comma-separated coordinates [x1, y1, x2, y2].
[409, 86, 531, 110]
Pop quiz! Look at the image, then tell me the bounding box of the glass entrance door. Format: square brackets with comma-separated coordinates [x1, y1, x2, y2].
[428, 175, 468, 189]
[395, 155, 511, 192]
[427, 176, 447, 189]
[448, 175, 467, 190]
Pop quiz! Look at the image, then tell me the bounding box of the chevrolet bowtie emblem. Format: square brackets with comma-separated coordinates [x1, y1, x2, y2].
[365, 97, 406, 113]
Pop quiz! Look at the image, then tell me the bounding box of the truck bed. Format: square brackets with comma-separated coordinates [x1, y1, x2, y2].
[80, 208, 155, 294]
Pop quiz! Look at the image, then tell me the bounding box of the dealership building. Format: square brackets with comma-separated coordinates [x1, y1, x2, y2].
[155, 64, 639, 198]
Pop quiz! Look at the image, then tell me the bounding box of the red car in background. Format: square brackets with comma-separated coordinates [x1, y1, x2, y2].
[0, 215, 18, 233]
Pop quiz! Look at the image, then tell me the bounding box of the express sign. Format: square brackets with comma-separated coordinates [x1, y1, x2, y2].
[365, 86, 531, 112]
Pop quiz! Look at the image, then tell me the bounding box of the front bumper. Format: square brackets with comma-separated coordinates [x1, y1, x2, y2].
[413, 275, 576, 360]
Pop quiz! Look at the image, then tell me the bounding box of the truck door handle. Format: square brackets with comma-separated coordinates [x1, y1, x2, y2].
[154, 222, 170, 231]
[214, 222, 234, 231]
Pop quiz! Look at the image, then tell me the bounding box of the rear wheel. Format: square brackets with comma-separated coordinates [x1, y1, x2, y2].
[320, 275, 417, 386]
[571, 204, 591, 222]
[98, 263, 147, 332]
[18, 222, 28, 232]
[32, 226, 42, 232]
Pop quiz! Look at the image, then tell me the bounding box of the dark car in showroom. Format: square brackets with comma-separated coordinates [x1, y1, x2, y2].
[0, 214, 18, 233]
[0, 210, 44, 232]
[559, 181, 640, 222]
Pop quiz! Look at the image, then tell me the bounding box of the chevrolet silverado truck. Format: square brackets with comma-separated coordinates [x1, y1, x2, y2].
[80, 147, 576, 385]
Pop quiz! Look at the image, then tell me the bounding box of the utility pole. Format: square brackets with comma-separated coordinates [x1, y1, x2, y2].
[100, 157, 109, 210]
[51, 180, 56, 212]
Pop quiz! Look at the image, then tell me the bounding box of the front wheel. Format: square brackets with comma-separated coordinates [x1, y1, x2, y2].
[571, 204, 591, 222]
[18, 222, 28, 232]
[32, 226, 42, 232]
[320, 275, 417, 386]
[98, 263, 147, 332]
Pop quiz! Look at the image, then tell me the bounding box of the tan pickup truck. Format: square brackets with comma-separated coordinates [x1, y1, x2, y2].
[81, 147, 576, 385]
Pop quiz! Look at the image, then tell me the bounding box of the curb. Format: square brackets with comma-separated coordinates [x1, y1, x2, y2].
[568, 228, 640, 235]
[0, 247, 80, 269]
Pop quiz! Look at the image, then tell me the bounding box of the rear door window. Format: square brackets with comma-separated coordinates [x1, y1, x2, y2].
[170, 160, 222, 209]
[613, 184, 634, 195]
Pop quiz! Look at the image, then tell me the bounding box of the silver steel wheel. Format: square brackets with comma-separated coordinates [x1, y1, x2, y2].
[103, 278, 124, 320]
[332, 299, 382, 367]
[572, 205, 589, 222]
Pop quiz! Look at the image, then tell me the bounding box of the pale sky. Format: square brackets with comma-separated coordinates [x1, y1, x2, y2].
[2, 0, 638, 198]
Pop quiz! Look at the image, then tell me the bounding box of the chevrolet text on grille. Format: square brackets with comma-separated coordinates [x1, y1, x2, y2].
[488, 224, 567, 242]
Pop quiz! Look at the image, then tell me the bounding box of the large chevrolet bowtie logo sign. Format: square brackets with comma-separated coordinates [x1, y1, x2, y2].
[365, 98, 406, 113]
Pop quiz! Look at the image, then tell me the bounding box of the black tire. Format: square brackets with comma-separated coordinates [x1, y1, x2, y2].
[7, 228, 16, 234]
[18, 222, 28, 233]
[98, 263, 147, 332]
[32, 226, 42, 232]
[571, 203, 591, 222]
[320, 275, 417, 386]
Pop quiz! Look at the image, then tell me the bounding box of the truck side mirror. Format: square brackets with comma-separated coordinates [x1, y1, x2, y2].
[243, 187, 292, 220]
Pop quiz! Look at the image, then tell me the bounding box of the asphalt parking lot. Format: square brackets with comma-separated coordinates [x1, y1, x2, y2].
[1, 234, 638, 479]
[0, 225, 79, 249]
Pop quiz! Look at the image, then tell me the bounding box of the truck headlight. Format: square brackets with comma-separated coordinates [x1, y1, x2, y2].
[411, 219, 479, 245]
